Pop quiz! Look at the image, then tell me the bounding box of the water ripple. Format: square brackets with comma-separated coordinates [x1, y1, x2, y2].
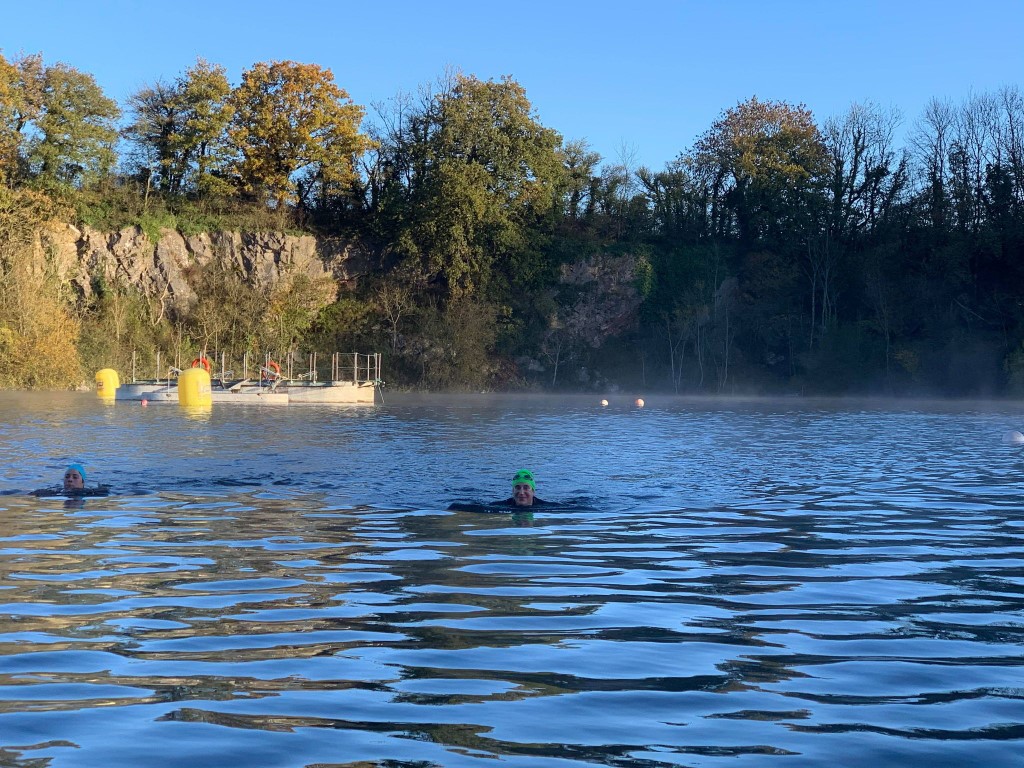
[0, 394, 1022, 766]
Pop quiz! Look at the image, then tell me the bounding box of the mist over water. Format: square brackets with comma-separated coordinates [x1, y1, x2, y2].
[0, 392, 1022, 767]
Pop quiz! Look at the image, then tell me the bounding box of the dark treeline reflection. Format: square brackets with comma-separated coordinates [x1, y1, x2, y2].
[2, 52, 1024, 395]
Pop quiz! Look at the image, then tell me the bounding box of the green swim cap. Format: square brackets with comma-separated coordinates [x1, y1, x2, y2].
[512, 469, 535, 491]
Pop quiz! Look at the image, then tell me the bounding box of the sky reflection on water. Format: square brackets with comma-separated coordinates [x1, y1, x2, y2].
[0, 392, 1022, 767]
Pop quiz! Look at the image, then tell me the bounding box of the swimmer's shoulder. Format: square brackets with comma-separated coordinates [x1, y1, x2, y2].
[448, 498, 517, 512]
[30, 485, 111, 498]
[448, 497, 557, 513]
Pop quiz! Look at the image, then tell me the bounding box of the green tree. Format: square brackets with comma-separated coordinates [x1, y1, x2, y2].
[185, 259, 263, 355]
[228, 60, 373, 209]
[27, 62, 120, 188]
[175, 59, 234, 196]
[123, 79, 184, 192]
[0, 53, 47, 184]
[416, 296, 500, 389]
[384, 73, 565, 299]
[561, 139, 602, 221]
[263, 272, 338, 355]
[124, 59, 233, 196]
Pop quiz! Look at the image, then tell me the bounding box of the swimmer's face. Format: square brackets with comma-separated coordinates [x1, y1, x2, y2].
[63, 470, 84, 490]
[513, 482, 534, 506]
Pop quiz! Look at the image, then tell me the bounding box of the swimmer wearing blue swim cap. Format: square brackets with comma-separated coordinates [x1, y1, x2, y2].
[63, 464, 86, 491]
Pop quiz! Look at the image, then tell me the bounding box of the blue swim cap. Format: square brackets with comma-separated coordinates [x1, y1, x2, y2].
[66, 463, 86, 483]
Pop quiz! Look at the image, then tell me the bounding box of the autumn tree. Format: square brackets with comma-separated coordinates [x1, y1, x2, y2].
[185, 259, 264, 354]
[11, 54, 45, 135]
[692, 96, 828, 251]
[0, 186, 82, 388]
[263, 272, 338, 355]
[682, 99, 829, 384]
[228, 60, 373, 209]
[0, 54, 21, 182]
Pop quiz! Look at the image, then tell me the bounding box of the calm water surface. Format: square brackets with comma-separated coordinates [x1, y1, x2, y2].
[0, 392, 1022, 767]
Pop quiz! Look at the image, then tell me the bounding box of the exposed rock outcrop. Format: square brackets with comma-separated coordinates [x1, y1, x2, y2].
[36, 224, 371, 313]
[556, 252, 643, 347]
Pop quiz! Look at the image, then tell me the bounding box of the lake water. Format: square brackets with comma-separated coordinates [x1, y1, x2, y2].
[0, 392, 1022, 767]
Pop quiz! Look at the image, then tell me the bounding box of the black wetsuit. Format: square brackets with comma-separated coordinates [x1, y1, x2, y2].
[489, 497, 553, 508]
[31, 486, 111, 498]
[447, 497, 551, 513]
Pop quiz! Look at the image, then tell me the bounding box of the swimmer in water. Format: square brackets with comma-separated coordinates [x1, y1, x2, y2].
[63, 464, 86, 492]
[31, 464, 108, 497]
[447, 469, 553, 514]
[494, 469, 550, 507]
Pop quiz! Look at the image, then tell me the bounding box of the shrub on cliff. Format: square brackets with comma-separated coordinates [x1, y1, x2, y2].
[0, 187, 83, 388]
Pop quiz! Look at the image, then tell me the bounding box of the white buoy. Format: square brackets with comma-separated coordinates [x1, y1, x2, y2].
[600, 399, 609, 407]
[1002, 430, 1024, 445]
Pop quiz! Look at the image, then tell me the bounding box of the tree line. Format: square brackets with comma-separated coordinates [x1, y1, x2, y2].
[1, 51, 1023, 395]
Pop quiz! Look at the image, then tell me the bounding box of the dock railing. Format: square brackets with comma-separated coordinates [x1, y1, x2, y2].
[330, 352, 381, 384]
[129, 350, 382, 386]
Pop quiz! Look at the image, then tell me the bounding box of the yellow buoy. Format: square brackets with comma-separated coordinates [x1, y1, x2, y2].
[95, 368, 120, 400]
[178, 367, 212, 407]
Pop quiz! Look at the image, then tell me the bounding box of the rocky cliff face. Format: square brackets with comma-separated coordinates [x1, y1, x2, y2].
[557, 253, 644, 346]
[37, 224, 371, 312]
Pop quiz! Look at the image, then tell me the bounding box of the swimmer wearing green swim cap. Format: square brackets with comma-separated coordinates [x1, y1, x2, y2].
[502, 469, 547, 507]
[444, 469, 553, 513]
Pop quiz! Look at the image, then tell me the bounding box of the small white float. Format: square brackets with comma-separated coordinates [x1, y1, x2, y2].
[1002, 430, 1024, 446]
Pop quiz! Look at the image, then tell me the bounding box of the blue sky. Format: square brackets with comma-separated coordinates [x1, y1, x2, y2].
[3, 0, 1022, 170]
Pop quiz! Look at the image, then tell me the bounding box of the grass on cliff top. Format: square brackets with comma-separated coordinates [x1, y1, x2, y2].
[74, 184, 313, 240]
